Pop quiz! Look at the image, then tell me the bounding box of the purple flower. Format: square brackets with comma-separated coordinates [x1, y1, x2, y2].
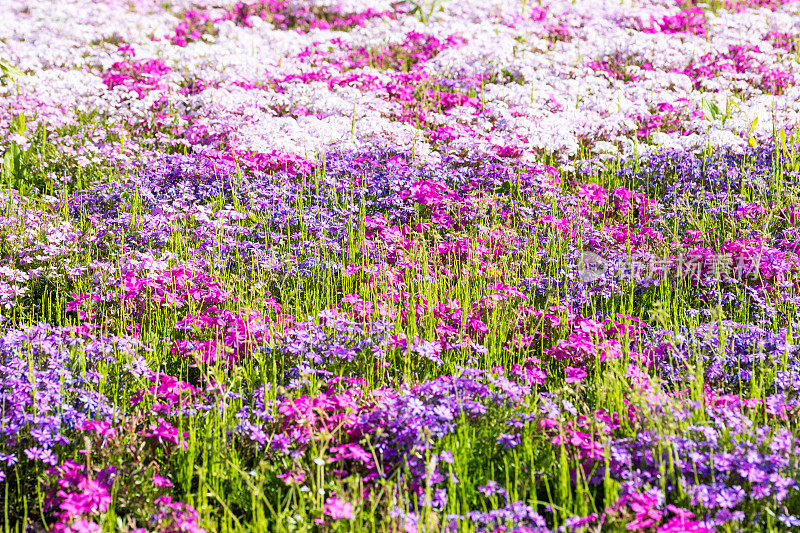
[271, 434, 291, 454]
[779, 514, 800, 527]
[496, 433, 521, 449]
[478, 480, 499, 497]
[716, 486, 745, 509]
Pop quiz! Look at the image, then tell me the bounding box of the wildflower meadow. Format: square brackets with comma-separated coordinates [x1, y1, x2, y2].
[2, 0, 800, 531]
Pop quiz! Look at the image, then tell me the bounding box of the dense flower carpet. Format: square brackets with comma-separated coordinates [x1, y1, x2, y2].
[2, 0, 800, 530]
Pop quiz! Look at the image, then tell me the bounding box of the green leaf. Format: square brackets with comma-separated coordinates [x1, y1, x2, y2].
[0, 59, 22, 84]
[493, 180, 511, 194]
[13, 113, 26, 136]
[703, 100, 722, 121]
[2, 149, 13, 183]
[780, 129, 789, 158]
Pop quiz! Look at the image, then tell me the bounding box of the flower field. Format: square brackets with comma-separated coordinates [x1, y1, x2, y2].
[3, 0, 800, 530]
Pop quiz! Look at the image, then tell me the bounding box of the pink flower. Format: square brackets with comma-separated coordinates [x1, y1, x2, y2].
[627, 364, 651, 390]
[323, 497, 355, 520]
[578, 183, 609, 205]
[276, 470, 307, 484]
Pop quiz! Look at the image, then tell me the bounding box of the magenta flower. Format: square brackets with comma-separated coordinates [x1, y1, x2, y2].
[152, 474, 173, 487]
[657, 516, 713, 533]
[565, 366, 587, 384]
[58, 479, 111, 517]
[59, 519, 102, 533]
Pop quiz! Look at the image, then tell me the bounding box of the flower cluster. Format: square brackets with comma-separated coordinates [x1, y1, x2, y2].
[2, 0, 800, 531]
